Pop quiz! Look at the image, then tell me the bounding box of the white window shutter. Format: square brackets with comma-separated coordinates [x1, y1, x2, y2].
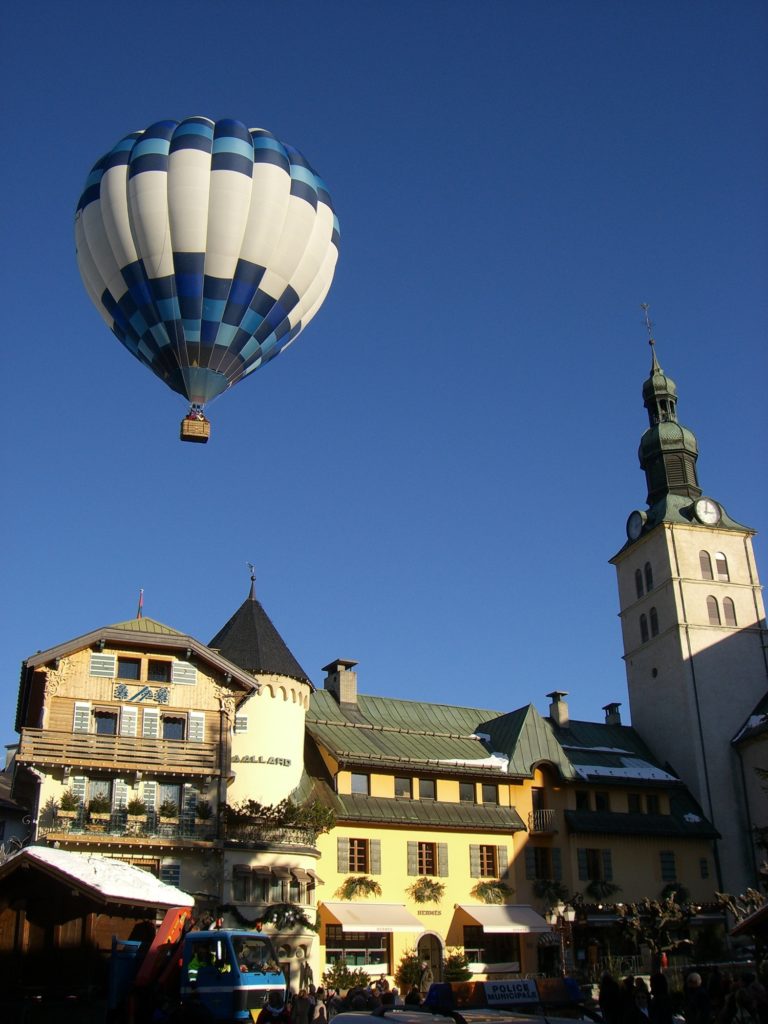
[72, 776, 87, 805]
[469, 845, 481, 878]
[120, 706, 138, 737]
[437, 843, 449, 877]
[182, 783, 196, 816]
[172, 661, 197, 685]
[113, 779, 129, 809]
[73, 702, 91, 734]
[188, 712, 205, 743]
[90, 653, 116, 678]
[142, 708, 159, 738]
[143, 781, 157, 811]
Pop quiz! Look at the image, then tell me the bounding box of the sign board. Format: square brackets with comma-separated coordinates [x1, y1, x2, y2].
[483, 980, 538, 1005]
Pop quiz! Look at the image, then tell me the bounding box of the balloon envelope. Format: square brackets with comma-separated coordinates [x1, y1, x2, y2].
[75, 117, 340, 407]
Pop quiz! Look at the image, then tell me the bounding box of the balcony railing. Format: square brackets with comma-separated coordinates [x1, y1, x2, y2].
[223, 823, 320, 847]
[17, 728, 218, 776]
[528, 808, 558, 833]
[41, 809, 217, 842]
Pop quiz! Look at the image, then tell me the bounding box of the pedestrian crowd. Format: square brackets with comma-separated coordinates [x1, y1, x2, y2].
[256, 974, 412, 1024]
[598, 966, 768, 1024]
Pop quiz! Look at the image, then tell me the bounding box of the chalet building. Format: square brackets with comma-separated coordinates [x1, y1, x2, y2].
[12, 615, 256, 894]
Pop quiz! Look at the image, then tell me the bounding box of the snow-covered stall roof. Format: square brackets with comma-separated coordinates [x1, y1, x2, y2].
[0, 847, 194, 908]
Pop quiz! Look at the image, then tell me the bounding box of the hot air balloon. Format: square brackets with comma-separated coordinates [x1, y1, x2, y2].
[75, 117, 340, 442]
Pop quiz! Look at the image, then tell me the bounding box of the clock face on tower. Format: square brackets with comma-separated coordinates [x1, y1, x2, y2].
[626, 510, 646, 541]
[693, 497, 721, 525]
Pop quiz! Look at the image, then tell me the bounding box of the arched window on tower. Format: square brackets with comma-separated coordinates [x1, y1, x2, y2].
[699, 551, 713, 580]
[640, 614, 649, 644]
[649, 607, 659, 637]
[714, 552, 730, 582]
[723, 597, 737, 627]
[706, 596, 721, 625]
[635, 569, 644, 599]
[644, 562, 654, 591]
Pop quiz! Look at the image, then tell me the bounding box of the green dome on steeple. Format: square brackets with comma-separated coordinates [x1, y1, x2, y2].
[638, 340, 702, 506]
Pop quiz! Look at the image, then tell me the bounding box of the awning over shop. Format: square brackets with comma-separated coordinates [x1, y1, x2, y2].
[457, 904, 552, 934]
[321, 902, 425, 934]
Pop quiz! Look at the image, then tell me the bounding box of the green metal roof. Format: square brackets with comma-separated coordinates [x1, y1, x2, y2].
[480, 705, 575, 779]
[307, 690, 512, 775]
[108, 617, 184, 635]
[565, 792, 718, 840]
[296, 772, 526, 832]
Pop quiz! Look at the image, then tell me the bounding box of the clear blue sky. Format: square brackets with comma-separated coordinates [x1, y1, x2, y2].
[2, 1, 766, 748]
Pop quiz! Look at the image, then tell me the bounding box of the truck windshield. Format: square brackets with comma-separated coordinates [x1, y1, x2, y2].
[232, 937, 278, 974]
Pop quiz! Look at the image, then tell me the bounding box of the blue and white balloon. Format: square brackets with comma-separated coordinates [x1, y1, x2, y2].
[75, 117, 339, 415]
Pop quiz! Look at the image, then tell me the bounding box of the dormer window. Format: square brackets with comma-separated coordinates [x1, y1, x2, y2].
[148, 659, 172, 683]
[117, 657, 141, 680]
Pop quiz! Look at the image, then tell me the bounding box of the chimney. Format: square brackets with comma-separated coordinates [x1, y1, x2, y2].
[323, 659, 359, 705]
[547, 690, 569, 728]
[603, 702, 622, 726]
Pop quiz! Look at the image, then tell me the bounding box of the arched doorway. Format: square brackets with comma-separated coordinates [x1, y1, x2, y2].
[417, 932, 444, 986]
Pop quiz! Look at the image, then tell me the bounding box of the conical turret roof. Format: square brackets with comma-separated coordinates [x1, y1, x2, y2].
[208, 581, 312, 686]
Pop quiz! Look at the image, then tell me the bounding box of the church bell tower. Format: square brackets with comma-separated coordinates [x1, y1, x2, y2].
[611, 330, 768, 893]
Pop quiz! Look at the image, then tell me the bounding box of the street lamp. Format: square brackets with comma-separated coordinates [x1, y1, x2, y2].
[547, 901, 577, 976]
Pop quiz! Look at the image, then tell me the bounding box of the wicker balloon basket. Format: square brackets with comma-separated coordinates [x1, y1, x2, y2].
[180, 415, 211, 443]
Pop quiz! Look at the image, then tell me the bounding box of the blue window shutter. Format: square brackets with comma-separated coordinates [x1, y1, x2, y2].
[552, 847, 562, 881]
[525, 847, 536, 880]
[602, 849, 613, 881]
[160, 864, 181, 887]
[578, 849, 588, 881]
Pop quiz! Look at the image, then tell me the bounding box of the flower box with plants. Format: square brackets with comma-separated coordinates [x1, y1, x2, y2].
[471, 879, 512, 905]
[126, 797, 147, 822]
[407, 877, 445, 904]
[336, 876, 382, 900]
[88, 795, 112, 821]
[57, 788, 81, 819]
[195, 800, 213, 821]
[158, 799, 179, 822]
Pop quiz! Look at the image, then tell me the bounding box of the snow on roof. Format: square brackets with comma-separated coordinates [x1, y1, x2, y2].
[438, 753, 510, 771]
[573, 757, 677, 782]
[733, 714, 768, 743]
[562, 745, 635, 755]
[6, 847, 194, 908]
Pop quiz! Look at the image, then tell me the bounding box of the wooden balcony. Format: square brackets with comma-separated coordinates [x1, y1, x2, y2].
[528, 808, 558, 833]
[17, 728, 218, 777]
[40, 810, 217, 846]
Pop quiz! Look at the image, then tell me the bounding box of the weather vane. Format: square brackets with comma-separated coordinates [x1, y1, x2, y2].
[641, 303, 655, 346]
[246, 562, 256, 583]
